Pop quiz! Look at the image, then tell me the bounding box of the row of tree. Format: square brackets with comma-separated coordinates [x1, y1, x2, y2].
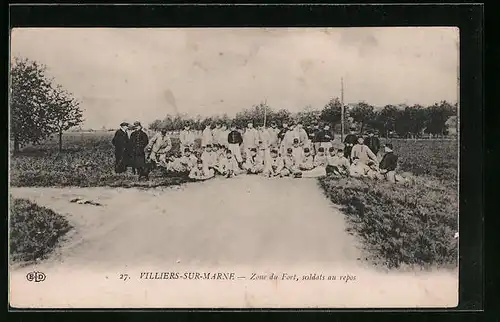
[10, 58, 84, 153]
[149, 99, 458, 138]
[10, 57, 457, 155]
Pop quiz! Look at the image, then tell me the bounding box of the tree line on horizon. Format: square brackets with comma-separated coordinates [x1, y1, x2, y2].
[149, 99, 458, 138]
[10, 57, 458, 155]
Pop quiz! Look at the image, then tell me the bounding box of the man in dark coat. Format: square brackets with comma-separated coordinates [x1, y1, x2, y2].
[129, 121, 150, 179]
[315, 124, 334, 151]
[227, 124, 244, 165]
[343, 127, 358, 161]
[111, 122, 132, 174]
[364, 130, 381, 156]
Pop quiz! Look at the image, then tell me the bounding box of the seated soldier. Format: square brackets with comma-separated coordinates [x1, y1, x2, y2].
[257, 140, 271, 167]
[349, 157, 371, 178]
[300, 147, 327, 178]
[379, 143, 399, 183]
[166, 151, 185, 173]
[366, 160, 384, 180]
[189, 159, 215, 181]
[326, 147, 351, 176]
[243, 147, 265, 174]
[179, 148, 198, 172]
[215, 144, 226, 163]
[215, 148, 242, 178]
[264, 148, 287, 177]
[283, 147, 302, 178]
[326, 147, 350, 176]
[201, 144, 217, 172]
[313, 147, 328, 168]
[299, 147, 315, 171]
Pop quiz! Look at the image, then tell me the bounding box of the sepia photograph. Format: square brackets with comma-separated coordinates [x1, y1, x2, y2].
[9, 27, 459, 308]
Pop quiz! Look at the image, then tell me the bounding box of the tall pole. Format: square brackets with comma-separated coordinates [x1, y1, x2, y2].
[341, 77, 345, 142]
[263, 99, 267, 128]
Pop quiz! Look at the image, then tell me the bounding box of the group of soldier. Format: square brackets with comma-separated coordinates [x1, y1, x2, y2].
[111, 120, 402, 183]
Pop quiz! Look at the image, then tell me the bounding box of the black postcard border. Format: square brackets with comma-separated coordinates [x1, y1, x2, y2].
[4, 2, 485, 319]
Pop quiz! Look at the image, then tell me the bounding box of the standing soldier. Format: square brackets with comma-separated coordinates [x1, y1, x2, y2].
[364, 130, 381, 157]
[315, 124, 334, 151]
[129, 121, 150, 180]
[218, 124, 230, 148]
[243, 122, 259, 160]
[258, 124, 271, 148]
[267, 122, 280, 148]
[212, 123, 222, 145]
[295, 122, 310, 148]
[281, 122, 297, 155]
[146, 125, 172, 167]
[111, 122, 132, 174]
[277, 122, 289, 147]
[201, 123, 214, 148]
[227, 124, 244, 165]
[343, 127, 358, 161]
[179, 124, 196, 151]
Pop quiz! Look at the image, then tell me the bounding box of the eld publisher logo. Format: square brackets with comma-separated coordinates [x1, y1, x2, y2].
[26, 271, 46, 283]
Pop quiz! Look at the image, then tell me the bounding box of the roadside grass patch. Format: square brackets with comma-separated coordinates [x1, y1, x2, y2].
[10, 132, 197, 188]
[9, 197, 73, 263]
[318, 176, 458, 269]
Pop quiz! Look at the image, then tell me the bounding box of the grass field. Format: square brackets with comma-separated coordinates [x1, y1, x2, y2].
[319, 137, 458, 269]
[10, 131, 195, 188]
[9, 131, 459, 269]
[10, 197, 73, 264]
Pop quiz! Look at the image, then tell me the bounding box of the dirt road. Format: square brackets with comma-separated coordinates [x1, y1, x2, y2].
[10, 175, 364, 269]
[9, 176, 458, 308]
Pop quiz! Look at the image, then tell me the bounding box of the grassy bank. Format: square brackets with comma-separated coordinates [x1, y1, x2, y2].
[10, 197, 73, 263]
[10, 131, 197, 188]
[318, 139, 458, 269]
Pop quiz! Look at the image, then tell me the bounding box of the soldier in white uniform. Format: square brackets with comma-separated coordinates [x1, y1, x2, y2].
[145, 125, 172, 167]
[201, 124, 213, 147]
[243, 122, 260, 160]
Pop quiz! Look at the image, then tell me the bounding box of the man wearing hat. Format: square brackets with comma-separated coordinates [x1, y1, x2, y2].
[315, 124, 334, 152]
[227, 124, 244, 164]
[364, 130, 381, 157]
[145, 124, 172, 167]
[129, 121, 150, 179]
[379, 143, 399, 183]
[343, 127, 359, 161]
[111, 122, 132, 174]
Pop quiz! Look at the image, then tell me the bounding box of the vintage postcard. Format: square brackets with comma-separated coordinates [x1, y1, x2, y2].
[9, 27, 459, 308]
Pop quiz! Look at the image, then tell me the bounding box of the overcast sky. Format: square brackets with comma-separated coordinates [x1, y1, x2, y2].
[11, 27, 458, 129]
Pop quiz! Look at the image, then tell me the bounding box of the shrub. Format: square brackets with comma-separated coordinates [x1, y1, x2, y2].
[10, 197, 73, 263]
[318, 176, 458, 268]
